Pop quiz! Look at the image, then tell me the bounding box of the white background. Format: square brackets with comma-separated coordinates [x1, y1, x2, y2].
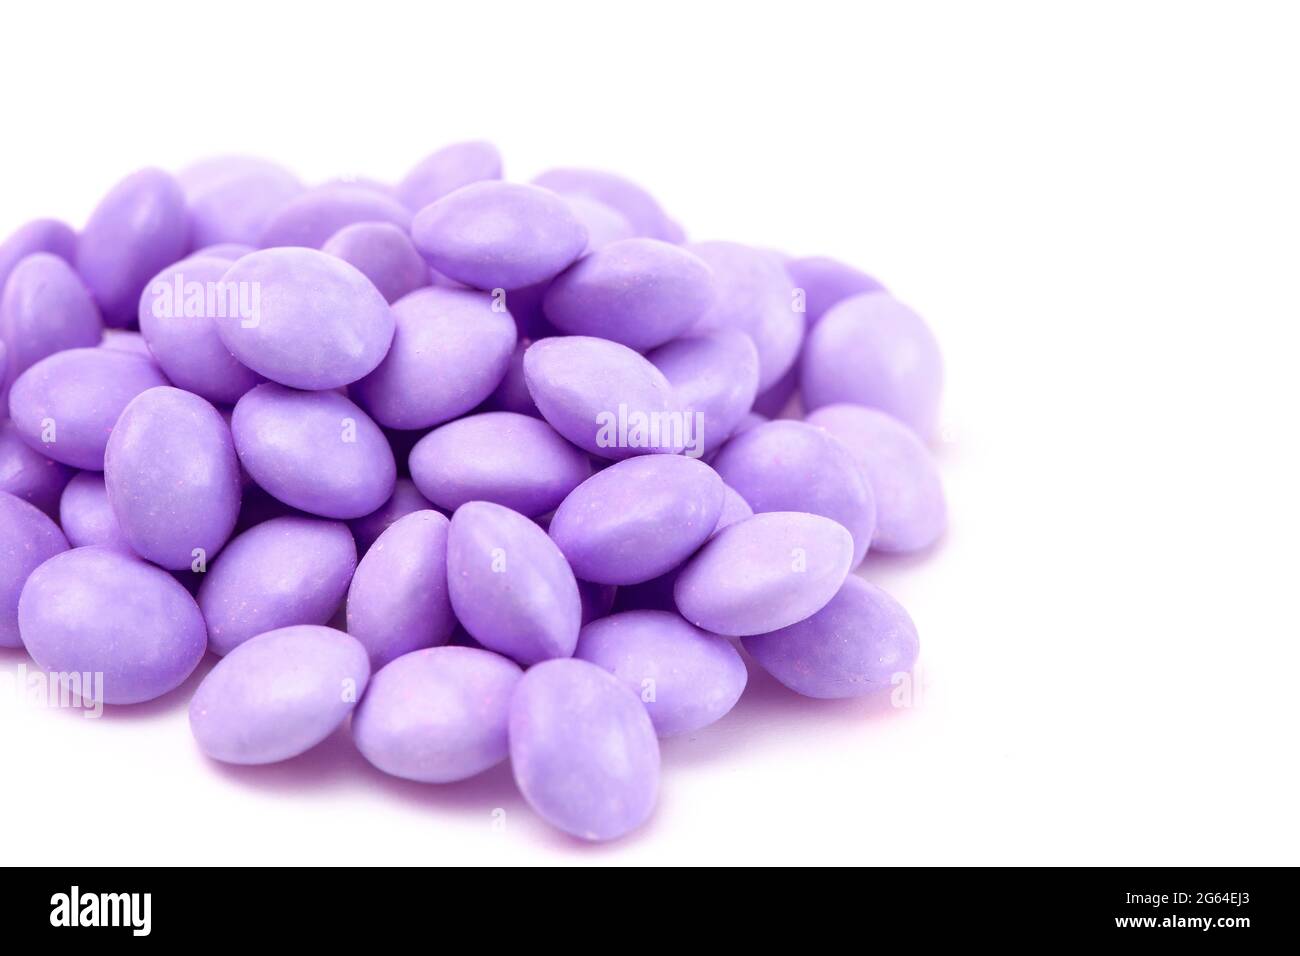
[2, 0, 1297, 866]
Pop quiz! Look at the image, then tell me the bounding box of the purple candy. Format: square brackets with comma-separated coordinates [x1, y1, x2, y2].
[446, 501, 581, 665]
[716, 483, 754, 531]
[648, 329, 760, 456]
[566, 196, 636, 250]
[19, 546, 207, 704]
[59, 472, 131, 551]
[232, 383, 395, 519]
[178, 156, 304, 248]
[0, 491, 69, 648]
[352, 645, 522, 783]
[257, 183, 412, 248]
[575, 609, 746, 737]
[346, 510, 455, 667]
[532, 167, 683, 242]
[193, 242, 256, 262]
[0, 419, 72, 515]
[197, 516, 357, 656]
[743, 576, 919, 699]
[348, 477, 434, 554]
[786, 256, 885, 324]
[98, 329, 154, 357]
[397, 140, 503, 211]
[409, 411, 591, 518]
[749, 361, 800, 418]
[0, 218, 78, 294]
[1, 254, 103, 402]
[321, 221, 430, 304]
[189, 625, 370, 764]
[484, 339, 541, 417]
[510, 657, 660, 841]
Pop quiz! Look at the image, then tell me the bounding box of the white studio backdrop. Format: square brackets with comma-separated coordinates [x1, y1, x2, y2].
[1, 1, 1297, 865]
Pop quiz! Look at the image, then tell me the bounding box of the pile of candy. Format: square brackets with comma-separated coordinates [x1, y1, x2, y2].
[0, 143, 946, 842]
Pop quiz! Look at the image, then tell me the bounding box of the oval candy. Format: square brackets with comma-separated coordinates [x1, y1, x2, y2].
[648, 329, 759, 456]
[397, 140, 504, 211]
[0, 491, 69, 648]
[58, 472, 131, 552]
[321, 221, 430, 304]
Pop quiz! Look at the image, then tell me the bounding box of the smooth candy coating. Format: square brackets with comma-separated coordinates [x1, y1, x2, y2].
[351, 287, 515, 429]
[509, 658, 660, 842]
[198, 516, 357, 656]
[6, 348, 169, 470]
[533, 168, 683, 242]
[0, 218, 77, 294]
[801, 292, 944, 439]
[138, 256, 265, 404]
[18, 547, 206, 703]
[648, 330, 759, 455]
[542, 239, 715, 350]
[1, 254, 103, 398]
[409, 412, 591, 518]
[786, 256, 885, 324]
[0, 492, 68, 648]
[59, 472, 130, 551]
[0, 419, 72, 515]
[346, 510, 455, 667]
[352, 645, 522, 783]
[348, 478, 434, 554]
[743, 576, 919, 698]
[232, 384, 395, 519]
[104, 387, 242, 570]
[673, 512, 853, 636]
[411, 181, 588, 290]
[566, 196, 636, 250]
[712, 419, 876, 568]
[688, 241, 804, 390]
[805, 404, 947, 552]
[550, 455, 725, 585]
[215, 247, 396, 390]
[257, 183, 412, 248]
[523, 336, 682, 458]
[575, 609, 746, 737]
[76, 168, 191, 326]
[322, 221, 430, 303]
[189, 625, 369, 764]
[178, 156, 304, 248]
[397, 140, 504, 211]
[446, 501, 581, 665]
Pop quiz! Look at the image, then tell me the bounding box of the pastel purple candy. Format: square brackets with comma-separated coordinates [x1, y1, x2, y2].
[712, 419, 876, 568]
[322, 221, 430, 303]
[648, 329, 759, 455]
[806, 404, 947, 553]
[716, 483, 754, 531]
[0, 219, 77, 294]
[346, 510, 455, 667]
[542, 238, 715, 350]
[0, 491, 68, 648]
[566, 196, 636, 250]
[750, 361, 800, 417]
[18, 546, 207, 703]
[533, 168, 683, 242]
[59, 472, 130, 551]
[348, 478, 434, 554]
[743, 577, 919, 699]
[178, 156, 304, 248]
[801, 292, 944, 439]
[409, 411, 591, 518]
[257, 183, 411, 248]
[7, 347, 169, 470]
[189, 625, 369, 764]
[509, 657, 660, 841]
[786, 256, 885, 324]
[193, 242, 256, 262]
[352, 645, 522, 783]
[198, 516, 357, 656]
[397, 140, 503, 211]
[351, 286, 515, 429]
[523, 336, 681, 458]
[484, 339, 540, 417]
[673, 511, 853, 636]
[215, 247, 395, 390]
[550, 455, 724, 585]
[232, 384, 395, 519]
[1, 254, 103, 397]
[104, 387, 242, 570]
[98, 329, 154, 357]
[446, 501, 581, 665]
[76, 168, 191, 326]
[0, 419, 72, 514]
[575, 609, 746, 737]
[411, 181, 588, 290]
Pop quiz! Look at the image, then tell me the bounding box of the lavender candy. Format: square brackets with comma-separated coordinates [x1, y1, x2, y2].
[550, 456, 725, 586]
[19, 547, 207, 704]
[0, 254, 103, 398]
[98, 329, 154, 357]
[509, 658, 660, 842]
[232, 384, 395, 520]
[178, 156, 304, 248]
[0, 419, 72, 515]
[0, 491, 68, 648]
[523, 336, 683, 459]
[346, 510, 455, 668]
[349, 478, 434, 554]
[7, 348, 169, 470]
[396, 140, 504, 211]
[351, 287, 515, 430]
[712, 419, 876, 568]
[806, 404, 947, 553]
[352, 645, 522, 783]
[59, 472, 130, 551]
[198, 516, 357, 656]
[446, 501, 581, 665]
[257, 183, 412, 249]
[744, 577, 919, 699]
[484, 339, 540, 417]
[801, 292, 944, 439]
[542, 239, 716, 351]
[717, 483, 754, 531]
[0, 218, 77, 294]
[321, 221, 430, 304]
[189, 625, 369, 764]
[76, 168, 191, 326]
[215, 247, 395, 391]
[533, 167, 683, 242]
[104, 387, 242, 570]
[410, 181, 588, 290]
[576, 609, 746, 737]
[193, 242, 256, 262]
[137, 256, 265, 405]
[785, 256, 885, 325]
[674, 511, 853, 636]
[750, 361, 799, 418]
[648, 330, 759, 456]
[566, 196, 636, 250]
[409, 412, 591, 518]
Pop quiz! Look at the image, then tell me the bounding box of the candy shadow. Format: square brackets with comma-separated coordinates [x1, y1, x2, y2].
[858, 533, 950, 578]
[90, 653, 218, 722]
